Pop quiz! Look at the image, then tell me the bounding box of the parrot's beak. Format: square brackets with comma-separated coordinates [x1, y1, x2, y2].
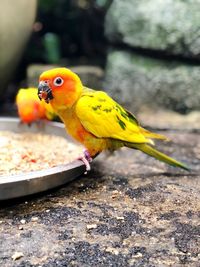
[38, 81, 54, 103]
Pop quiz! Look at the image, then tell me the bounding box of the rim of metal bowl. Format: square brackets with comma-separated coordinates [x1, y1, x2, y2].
[0, 160, 85, 184]
[0, 117, 86, 199]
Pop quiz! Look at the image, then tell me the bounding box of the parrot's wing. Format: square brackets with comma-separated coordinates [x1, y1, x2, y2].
[75, 90, 147, 143]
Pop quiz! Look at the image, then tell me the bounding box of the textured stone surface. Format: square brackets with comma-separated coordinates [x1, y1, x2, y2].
[104, 50, 200, 113]
[0, 0, 37, 96]
[105, 0, 200, 59]
[0, 128, 199, 266]
[138, 109, 200, 130]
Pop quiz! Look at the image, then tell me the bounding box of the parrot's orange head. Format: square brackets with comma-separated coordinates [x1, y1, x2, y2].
[38, 68, 83, 110]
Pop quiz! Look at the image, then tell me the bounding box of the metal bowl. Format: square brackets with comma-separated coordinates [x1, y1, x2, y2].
[0, 117, 86, 200]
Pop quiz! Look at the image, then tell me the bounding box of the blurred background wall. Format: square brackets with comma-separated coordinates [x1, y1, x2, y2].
[0, 0, 37, 110]
[0, 0, 200, 116]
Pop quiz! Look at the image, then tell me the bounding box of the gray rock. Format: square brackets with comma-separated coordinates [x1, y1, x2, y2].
[27, 64, 59, 87]
[0, 0, 37, 96]
[70, 65, 104, 89]
[105, 0, 200, 59]
[104, 50, 200, 113]
[138, 109, 200, 130]
[27, 64, 104, 89]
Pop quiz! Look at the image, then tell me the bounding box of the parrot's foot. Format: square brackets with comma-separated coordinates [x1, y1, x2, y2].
[78, 150, 93, 174]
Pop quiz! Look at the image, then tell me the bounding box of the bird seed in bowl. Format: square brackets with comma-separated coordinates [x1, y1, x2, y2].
[0, 131, 82, 176]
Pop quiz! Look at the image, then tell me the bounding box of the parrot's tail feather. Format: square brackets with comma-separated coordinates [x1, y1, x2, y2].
[139, 127, 170, 141]
[130, 143, 189, 171]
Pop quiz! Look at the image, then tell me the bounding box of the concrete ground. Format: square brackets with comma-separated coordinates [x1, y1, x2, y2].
[0, 111, 200, 267]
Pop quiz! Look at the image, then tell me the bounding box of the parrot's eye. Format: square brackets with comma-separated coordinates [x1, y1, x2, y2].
[53, 77, 64, 86]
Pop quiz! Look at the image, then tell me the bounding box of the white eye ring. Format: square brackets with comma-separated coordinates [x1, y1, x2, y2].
[53, 77, 64, 86]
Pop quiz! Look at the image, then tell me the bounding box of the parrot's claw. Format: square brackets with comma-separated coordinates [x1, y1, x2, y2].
[78, 150, 92, 174]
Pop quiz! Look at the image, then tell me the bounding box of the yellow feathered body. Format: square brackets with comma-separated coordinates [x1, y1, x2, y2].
[38, 68, 189, 170]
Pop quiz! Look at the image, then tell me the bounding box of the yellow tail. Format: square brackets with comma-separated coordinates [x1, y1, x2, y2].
[131, 143, 189, 171]
[139, 127, 170, 141]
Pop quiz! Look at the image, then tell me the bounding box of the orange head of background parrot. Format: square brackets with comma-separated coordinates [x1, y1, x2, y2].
[16, 88, 57, 124]
[16, 88, 46, 124]
[38, 68, 83, 111]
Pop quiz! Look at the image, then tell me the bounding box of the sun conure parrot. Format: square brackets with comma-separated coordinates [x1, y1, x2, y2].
[37, 68, 189, 172]
[16, 88, 56, 124]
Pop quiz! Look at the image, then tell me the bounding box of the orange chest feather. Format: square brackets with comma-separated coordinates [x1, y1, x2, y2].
[58, 109, 92, 143]
[57, 107, 110, 157]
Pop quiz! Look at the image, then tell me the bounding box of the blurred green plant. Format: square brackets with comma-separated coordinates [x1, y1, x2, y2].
[25, 0, 112, 66]
[43, 33, 61, 64]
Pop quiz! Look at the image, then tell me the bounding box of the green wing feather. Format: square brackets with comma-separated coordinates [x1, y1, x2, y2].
[75, 88, 148, 144]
